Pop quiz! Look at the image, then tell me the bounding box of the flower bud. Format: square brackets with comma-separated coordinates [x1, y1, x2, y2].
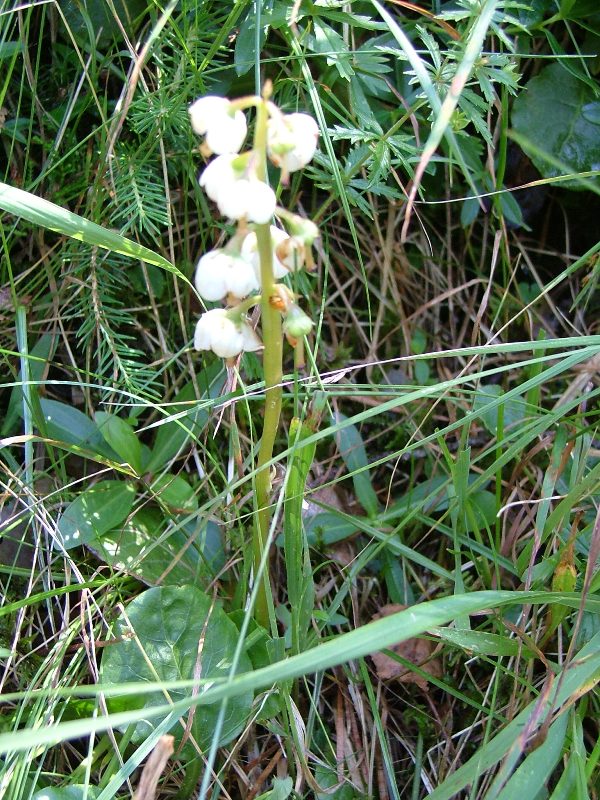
[241, 226, 305, 280]
[199, 157, 276, 223]
[194, 308, 262, 359]
[194, 250, 259, 302]
[267, 112, 319, 174]
[279, 213, 320, 245]
[189, 96, 247, 155]
[283, 303, 313, 339]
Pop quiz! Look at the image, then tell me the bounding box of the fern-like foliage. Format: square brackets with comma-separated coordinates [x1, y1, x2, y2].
[61, 243, 162, 401]
[107, 146, 171, 237]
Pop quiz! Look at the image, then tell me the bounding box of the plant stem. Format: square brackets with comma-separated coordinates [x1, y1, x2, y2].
[253, 90, 282, 629]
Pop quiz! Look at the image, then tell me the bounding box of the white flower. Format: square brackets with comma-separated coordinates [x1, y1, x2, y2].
[189, 96, 247, 155]
[241, 226, 305, 280]
[199, 156, 276, 223]
[267, 112, 319, 173]
[194, 309, 262, 359]
[199, 154, 238, 202]
[194, 250, 259, 301]
[217, 178, 276, 224]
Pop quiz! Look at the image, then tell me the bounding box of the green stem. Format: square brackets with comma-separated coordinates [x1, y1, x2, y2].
[253, 91, 282, 629]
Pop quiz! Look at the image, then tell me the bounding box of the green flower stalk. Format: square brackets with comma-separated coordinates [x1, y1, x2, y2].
[189, 86, 320, 629]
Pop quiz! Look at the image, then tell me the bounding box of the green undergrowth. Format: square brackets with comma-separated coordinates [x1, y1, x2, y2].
[1, 1, 599, 798]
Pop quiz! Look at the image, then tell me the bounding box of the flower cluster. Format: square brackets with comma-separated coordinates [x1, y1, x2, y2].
[189, 93, 320, 360]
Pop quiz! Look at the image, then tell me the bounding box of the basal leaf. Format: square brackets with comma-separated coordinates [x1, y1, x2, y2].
[95, 411, 142, 473]
[511, 64, 600, 190]
[145, 367, 226, 473]
[333, 412, 379, 516]
[100, 585, 253, 756]
[151, 473, 198, 513]
[58, 481, 135, 549]
[39, 399, 118, 460]
[89, 509, 224, 587]
[32, 788, 100, 800]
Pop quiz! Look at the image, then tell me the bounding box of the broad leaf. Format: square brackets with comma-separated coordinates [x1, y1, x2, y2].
[145, 367, 226, 473]
[151, 473, 198, 513]
[472, 383, 528, 435]
[511, 64, 600, 189]
[32, 787, 99, 799]
[58, 481, 135, 549]
[89, 509, 224, 587]
[39, 399, 118, 460]
[95, 411, 142, 473]
[100, 585, 253, 756]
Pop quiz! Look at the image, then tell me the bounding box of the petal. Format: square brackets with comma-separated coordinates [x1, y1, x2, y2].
[245, 181, 276, 224]
[205, 110, 247, 155]
[189, 96, 230, 136]
[199, 154, 237, 202]
[194, 251, 228, 301]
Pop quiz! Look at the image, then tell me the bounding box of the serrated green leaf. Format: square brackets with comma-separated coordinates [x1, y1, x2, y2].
[100, 585, 253, 756]
[59, 481, 135, 549]
[311, 19, 355, 80]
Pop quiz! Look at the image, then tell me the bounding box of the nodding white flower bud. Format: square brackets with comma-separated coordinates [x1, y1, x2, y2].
[216, 179, 276, 224]
[194, 250, 259, 301]
[267, 112, 319, 174]
[189, 96, 247, 155]
[282, 214, 320, 245]
[199, 154, 238, 202]
[194, 309, 262, 359]
[199, 157, 276, 223]
[283, 303, 313, 339]
[241, 226, 305, 280]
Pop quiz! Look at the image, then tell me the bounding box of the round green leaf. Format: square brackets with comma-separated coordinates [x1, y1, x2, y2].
[58, 481, 135, 549]
[512, 64, 600, 190]
[100, 586, 253, 756]
[89, 508, 224, 587]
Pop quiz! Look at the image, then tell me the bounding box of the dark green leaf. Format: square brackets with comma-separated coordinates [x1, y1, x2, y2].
[333, 413, 379, 516]
[145, 367, 226, 473]
[3, 334, 55, 436]
[95, 412, 142, 473]
[100, 585, 253, 756]
[234, 11, 267, 77]
[89, 509, 224, 587]
[472, 383, 528, 435]
[32, 788, 100, 800]
[59, 481, 135, 549]
[511, 64, 600, 190]
[39, 399, 118, 460]
[151, 473, 198, 513]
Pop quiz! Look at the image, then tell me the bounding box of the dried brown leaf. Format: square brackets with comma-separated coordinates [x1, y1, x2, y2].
[370, 604, 442, 691]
